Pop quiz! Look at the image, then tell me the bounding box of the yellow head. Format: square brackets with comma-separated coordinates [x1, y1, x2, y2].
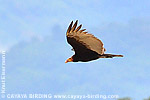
[65, 57, 73, 63]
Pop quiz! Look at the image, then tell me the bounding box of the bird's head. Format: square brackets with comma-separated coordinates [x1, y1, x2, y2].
[65, 57, 73, 63]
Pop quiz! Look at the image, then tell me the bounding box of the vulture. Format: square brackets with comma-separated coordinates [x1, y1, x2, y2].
[65, 20, 123, 63]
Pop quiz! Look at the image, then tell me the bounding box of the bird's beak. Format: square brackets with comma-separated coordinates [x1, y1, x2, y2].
[65, 60, 68, 63]
[65, 58, 73, 63]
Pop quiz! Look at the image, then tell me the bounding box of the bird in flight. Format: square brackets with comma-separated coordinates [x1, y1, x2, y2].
[65, 20, 123, 63]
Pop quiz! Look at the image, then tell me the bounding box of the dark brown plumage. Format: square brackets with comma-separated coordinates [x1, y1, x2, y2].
[65, 20, 123, 63]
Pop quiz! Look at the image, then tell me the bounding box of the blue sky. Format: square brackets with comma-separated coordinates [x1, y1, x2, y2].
[0, 0, 150, 100]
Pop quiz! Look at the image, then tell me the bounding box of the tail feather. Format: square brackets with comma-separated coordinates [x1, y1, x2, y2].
[99, 54, 123, 58]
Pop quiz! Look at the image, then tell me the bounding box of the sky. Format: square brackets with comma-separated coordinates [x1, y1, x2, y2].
[0, 0, 150, 100]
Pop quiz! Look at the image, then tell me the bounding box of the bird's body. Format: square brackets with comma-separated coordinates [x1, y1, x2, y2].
[65, 20, 123, 63]
[72, 50, 100, 62]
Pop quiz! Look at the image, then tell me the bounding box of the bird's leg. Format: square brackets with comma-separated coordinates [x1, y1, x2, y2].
[71, 48, 74, 51]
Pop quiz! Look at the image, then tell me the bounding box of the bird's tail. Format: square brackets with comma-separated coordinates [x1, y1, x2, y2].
[99, 54, 123, 58]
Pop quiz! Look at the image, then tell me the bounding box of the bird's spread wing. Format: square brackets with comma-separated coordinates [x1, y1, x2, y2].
[66, 20, 105, 55]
